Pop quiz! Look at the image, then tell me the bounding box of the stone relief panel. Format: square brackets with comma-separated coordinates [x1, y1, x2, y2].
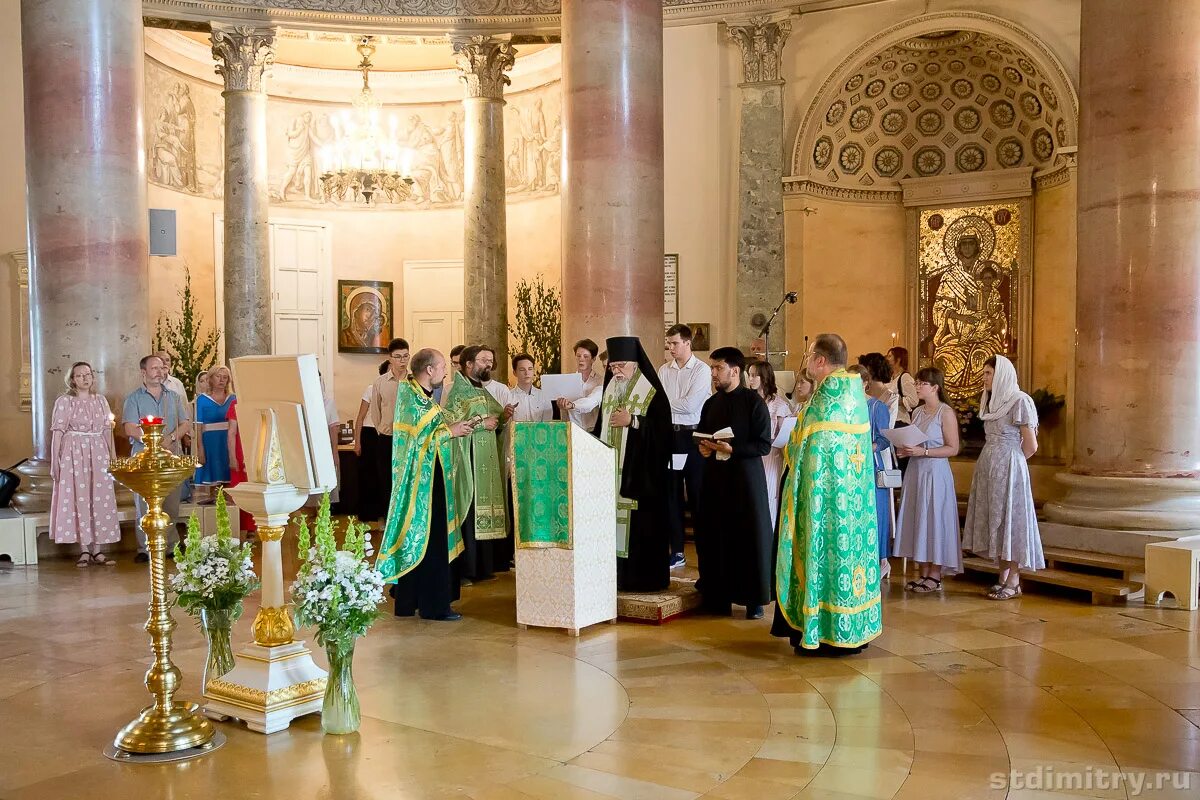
[145, 57, 561, 209]
[796, 31, 1069, 190]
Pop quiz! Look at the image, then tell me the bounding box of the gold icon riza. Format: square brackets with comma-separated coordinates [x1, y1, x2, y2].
[108, 420, 216, 755]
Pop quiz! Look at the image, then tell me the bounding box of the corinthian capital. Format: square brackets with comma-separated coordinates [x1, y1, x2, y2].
[726, 16, 791, 85]
[453, 36, 517, 100]
[211, 24, 277, 93]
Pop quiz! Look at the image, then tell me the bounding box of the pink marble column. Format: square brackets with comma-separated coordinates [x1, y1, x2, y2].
[560, 0, 665, 359]
[1045, 0, 1200, 541]
[16, 0, 150, 511]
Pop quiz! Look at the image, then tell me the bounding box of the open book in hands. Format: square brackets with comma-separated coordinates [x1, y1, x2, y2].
[693, 427, 735, 460]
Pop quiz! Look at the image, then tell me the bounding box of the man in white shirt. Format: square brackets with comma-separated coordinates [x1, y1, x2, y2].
[657, 324, 712, 569]
[555, 338, 604, 431]
[155, 351, 188, 401]
[507, 353, 554, 423]
[367, 338, 410, 516]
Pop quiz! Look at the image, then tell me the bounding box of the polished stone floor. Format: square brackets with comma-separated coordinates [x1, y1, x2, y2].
[2, 552, 1199, 800]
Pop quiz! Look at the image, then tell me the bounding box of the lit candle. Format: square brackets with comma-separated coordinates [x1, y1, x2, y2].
[891, 332, 897, 345]
[107, 412, 116, 429]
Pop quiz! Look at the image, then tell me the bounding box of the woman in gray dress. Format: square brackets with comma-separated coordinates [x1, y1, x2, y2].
[962, 355, 1043, 600]
[894, 367, 962, 593]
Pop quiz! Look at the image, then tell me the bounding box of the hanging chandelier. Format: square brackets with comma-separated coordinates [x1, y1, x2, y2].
[318, 36, 414, 205]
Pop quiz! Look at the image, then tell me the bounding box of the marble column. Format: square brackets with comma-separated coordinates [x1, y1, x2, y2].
[15, 0, 150, 512]
[211, 24, 276, 361]
[454, 35, 516, 380]
[1044, 0, 1200, 549]
[560, 0, 665, 359]
[727, 16, 791, 358]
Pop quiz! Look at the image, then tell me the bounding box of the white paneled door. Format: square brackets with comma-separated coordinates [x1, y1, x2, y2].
[213, 216, 332, 371]
[402, 260, 465, 357]
[270, 222, 326, 368]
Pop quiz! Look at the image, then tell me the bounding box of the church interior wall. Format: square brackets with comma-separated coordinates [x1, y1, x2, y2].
[663, 23, 729, 354]
[0, 0, 29, 468]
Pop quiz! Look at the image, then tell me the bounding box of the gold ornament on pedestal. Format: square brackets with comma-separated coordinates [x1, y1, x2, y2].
[104, 419, 224, 761]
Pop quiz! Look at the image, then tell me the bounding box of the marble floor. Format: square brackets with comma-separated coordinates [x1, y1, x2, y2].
[2, 553, 1199, 800]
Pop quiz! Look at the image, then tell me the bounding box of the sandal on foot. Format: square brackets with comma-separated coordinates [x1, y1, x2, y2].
[910, 577, 942, 594]
[92, 553, 116, 567]
[987, 584, 1022, 601]
[76, 553, 92, 567]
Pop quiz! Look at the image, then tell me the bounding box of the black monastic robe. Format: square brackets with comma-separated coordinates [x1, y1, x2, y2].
[695, 385, 774, 611]
[595, 388, 673, 592]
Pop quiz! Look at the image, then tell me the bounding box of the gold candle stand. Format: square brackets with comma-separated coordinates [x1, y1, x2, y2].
[105, 421, 221, 760]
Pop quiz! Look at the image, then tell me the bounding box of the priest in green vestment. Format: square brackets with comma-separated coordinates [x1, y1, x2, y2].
[377, 348, 477, 621]
[771, 333, 882, 655]
[441, 345, 510, 581]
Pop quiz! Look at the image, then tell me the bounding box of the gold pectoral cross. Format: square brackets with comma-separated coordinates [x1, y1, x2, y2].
[849, 443, 866, 474]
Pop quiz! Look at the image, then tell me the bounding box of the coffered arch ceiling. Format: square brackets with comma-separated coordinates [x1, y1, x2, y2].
[791, 14, 1078, 192]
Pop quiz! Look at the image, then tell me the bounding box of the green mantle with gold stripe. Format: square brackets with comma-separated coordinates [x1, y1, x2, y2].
[376, 378, 464, 583]
[441, 371, 509, 540]
[599, 368, 656, 558]
[776, 369, 882, 649]
[511, 421, 572, 548]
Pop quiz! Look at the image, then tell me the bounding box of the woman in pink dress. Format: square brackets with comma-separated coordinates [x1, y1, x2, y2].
[50, 362, 120, 566]
[747, 360, 795, 529]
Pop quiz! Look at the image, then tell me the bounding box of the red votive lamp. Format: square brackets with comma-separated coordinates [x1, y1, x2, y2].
[140, 416, 163, 425]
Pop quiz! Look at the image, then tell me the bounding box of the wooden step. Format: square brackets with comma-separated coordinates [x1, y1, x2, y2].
[1042, 547, 1144, 579]
[961, 556, 1142, 605]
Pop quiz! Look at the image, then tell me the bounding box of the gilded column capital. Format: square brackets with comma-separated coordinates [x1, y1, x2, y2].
[452, 35, 517, 100]
[726, 15, 791, 85]
[211, 24, 277, 93]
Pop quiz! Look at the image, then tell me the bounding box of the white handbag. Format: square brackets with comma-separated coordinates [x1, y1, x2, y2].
[876, 468, 902, 489]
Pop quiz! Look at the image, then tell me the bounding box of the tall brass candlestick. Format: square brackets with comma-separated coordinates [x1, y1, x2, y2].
[108, 420, 216, 755]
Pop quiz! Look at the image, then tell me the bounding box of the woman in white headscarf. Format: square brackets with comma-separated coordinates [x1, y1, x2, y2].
[962, 355, 1044, 600]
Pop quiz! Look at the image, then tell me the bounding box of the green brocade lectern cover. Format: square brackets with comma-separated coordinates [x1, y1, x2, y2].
[512, 421, 573, 549]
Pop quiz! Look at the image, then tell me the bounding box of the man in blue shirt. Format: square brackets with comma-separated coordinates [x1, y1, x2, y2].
[122, 354, 191, 563]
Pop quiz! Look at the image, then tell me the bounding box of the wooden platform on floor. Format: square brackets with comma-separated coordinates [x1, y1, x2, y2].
[961, 548, 1144, 605]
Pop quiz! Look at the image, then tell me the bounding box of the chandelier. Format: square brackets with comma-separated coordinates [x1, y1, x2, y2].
[318, 36, 414, 205]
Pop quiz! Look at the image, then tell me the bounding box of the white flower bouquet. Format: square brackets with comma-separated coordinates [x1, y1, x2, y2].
[170, 489, 259, 617]
[290, 494, 385, 650]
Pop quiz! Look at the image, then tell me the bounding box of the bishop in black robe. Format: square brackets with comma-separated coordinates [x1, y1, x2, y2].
[695, 348, 774, 618]
[595, 336, 674, 593]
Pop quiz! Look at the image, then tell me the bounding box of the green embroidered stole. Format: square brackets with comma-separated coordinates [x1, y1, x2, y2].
[442, 371, 509, 540]
[511, 421, 572, 548]
[776, 369, 882, 649]
[599, 369, 656, 558]
[376, 379, 464, 583]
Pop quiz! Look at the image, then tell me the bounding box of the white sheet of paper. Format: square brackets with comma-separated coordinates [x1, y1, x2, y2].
[772, 417, 797, 449]
[540, 373, 585, 402]
[671, 454, 688, 471]
[882, 426, 928, 448]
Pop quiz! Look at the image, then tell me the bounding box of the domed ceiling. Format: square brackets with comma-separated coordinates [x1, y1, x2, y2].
[800, 31, 1069, 187]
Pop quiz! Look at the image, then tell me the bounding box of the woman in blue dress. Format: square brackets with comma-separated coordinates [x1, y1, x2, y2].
[194, 364, 235, 484]
[849, 365, 894, 583]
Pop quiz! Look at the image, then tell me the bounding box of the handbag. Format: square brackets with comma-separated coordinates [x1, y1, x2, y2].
[0, 463, 21, 507]
[876, 468, 902, 489]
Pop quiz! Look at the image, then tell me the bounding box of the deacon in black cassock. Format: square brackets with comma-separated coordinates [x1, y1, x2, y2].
[593, 336, 673, 592]
[695, 347, 774, 619]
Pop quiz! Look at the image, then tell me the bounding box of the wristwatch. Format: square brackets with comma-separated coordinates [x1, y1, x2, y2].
[923, 446, 928, 457]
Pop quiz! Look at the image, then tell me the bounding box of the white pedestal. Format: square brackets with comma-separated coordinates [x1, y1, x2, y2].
[203, 641, 327, 734]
